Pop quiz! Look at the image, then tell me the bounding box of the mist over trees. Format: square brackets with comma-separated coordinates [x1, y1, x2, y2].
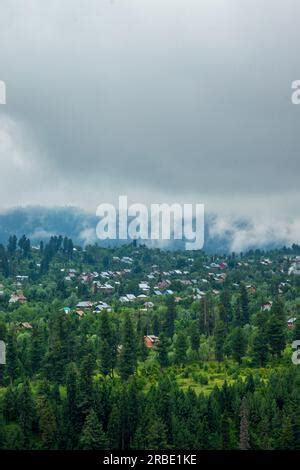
[0, 235, 299, 449]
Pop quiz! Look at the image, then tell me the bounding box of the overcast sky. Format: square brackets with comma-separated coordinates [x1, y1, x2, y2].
[0, 0, 300, 247]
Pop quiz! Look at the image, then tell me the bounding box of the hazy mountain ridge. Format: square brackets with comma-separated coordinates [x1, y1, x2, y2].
[0, 206, 297, 253]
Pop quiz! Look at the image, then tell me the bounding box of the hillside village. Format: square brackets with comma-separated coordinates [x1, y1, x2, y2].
[2, 240, 300, 335]
[0, 236, 300, 450]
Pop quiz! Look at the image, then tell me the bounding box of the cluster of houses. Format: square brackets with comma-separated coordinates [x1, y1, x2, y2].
[75, 300, 112, 314]
[58, 258, 289, 313]
[63, 268, 131, 285]
[57, 254, 299, 329]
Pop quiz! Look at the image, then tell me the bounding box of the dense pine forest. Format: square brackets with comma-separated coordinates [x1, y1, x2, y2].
[0, 235, 300, 450]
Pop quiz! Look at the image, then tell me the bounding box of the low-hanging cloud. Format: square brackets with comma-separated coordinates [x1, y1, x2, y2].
[0, 0, 299, 247]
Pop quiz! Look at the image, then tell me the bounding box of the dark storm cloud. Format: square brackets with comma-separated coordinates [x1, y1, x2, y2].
[0, 0, 300, 222]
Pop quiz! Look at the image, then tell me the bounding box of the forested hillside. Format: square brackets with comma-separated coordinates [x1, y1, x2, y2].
[0, 236, 300, 449]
